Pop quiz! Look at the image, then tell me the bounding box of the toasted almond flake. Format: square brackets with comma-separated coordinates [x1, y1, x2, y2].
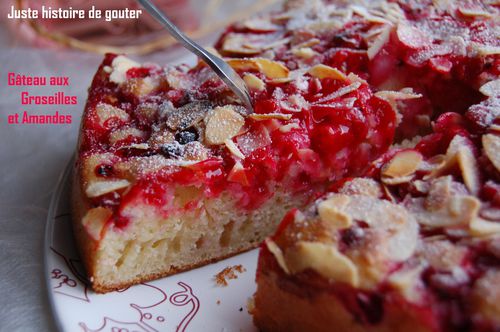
[265, 238, 290, 274]
[347, 72, 368, 85]
[267, 77, 294, 84]
[470, 217, 500, 237]
[109, 127, 145, 145]
[317, 196, 353, 230]
[388, 264, 426, 303]
[243, 73, 265, 91]
[222, 34, 262, 55]
[224, 139, 245, 159]
[286, 241, 359, 286]
[85, 179, 130, 198]
[249, 113, 292, 121]
[279, 123, 301, 133]
[483, 134, 500, 172]
[226, 58, 289, 79]
[103, 66, 112, 73]
[294, 38, 321, 48]
[95, 103, 130, 127]
[339, 178, 382, 198]
[375, 89, 423, 101]
[205, 106, 245, 145]
[292, 47, 316, 59]
[255, 58, 289, 79]
[479, 79, 500, 97]
[425, 135, 480, 195]
[458, 7, 493, 18]
[471, 271, 500, 322]
[125, 76, 159, 97]
[316, 82, 362, 103]
[322, 194, 419, 262]
[226, 59, 261, 72]
[382, 174, 415, 185]
[109, 55, 140, 84]
[307, 64, 347, 80]
[82, 207, 112, 240]
[457, 147, 480, 195]
[382, 150, 423, 178]
[367, 25, 392, 59]
[118, 143, 149, 150]
[243, 18, 280, 32]
[475, 44, 500, 56]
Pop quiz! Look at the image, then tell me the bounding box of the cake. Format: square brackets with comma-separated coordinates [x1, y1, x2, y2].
[72, 20, 398, 291]
[252, 0, 499, 331]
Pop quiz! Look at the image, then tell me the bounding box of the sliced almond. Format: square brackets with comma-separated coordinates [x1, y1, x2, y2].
[375, 89, 422, 101]
[227, 58, 289, 79]
[339, 178, 382, 198]
[243, 18, 280, 32]
[367, 25, 391, 59]
[317, 196, 352, 230]
[457, 147, 480, 195]
[458, 7, 493, 18]
[243, 73, 266, 91]
[255, 58, 289, 79]
[471, 271, 500, 323]
[479, 79, 500, 97]
[205, 106, 245, 145]
[225, 139, 245, 159]
[165, 100, 210, 131]
[226, 59, 261, 72]
[249, 113, 292, 121]
[125, 76, 159, 97]
[95, 103, 130, 128]
[181, 141, 208, 162]
[470, 217, 500, 237]
[307, 64, 347, 80]
[483, 134, 500, 172]
[109, 55, 140, 84]
[279, 123, 301, 133]
[109, 127, 145, 145]
[82, 207, 112, 240]
[148, 130, 175, 149]
[382, 150, 423, 178]
[292, 47, 316, 59]
[420, 239, 469, 271]
[426, 135, 480, 195]
[286, 241, 359, 287]
[388, 264, 426, 303]
[85, 179, 130, 198]
[265, 238, 290, 274]
[475, 44, 500, 56]
[382, 175, 415, 185]
[221, 33, 262, 55]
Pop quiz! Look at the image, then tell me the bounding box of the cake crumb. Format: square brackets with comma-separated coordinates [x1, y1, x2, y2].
[214, 265, 247, 286]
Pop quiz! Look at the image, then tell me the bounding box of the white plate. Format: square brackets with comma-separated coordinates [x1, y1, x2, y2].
[44, 157, 259, 332]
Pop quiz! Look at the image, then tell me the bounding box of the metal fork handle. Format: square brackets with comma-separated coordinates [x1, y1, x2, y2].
[137, 0, 254, 113]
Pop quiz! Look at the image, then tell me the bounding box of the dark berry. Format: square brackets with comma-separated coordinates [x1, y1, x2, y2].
[175, 128, 199, 144]
[340, 225, 365, 248]
[160, 144, 182, 158]
[95, 164, 113, 177]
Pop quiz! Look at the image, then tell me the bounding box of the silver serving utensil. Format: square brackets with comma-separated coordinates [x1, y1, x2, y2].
[137, 0, 254, 113]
